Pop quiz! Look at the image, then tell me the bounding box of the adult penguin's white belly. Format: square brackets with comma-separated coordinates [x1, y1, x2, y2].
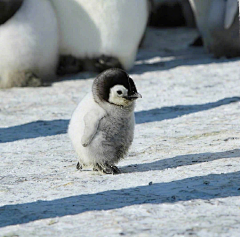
[50, 0, 148, 71]
[0, 0, 59, 88]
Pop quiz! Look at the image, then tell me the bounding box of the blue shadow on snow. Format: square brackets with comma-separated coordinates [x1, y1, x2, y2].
[1, 96, 239, 143]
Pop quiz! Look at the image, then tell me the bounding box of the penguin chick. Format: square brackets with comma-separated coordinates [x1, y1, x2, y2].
[68, 68, 142, 174]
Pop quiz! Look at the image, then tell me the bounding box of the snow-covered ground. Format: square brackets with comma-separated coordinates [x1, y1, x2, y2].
[1, 27, 240, 237]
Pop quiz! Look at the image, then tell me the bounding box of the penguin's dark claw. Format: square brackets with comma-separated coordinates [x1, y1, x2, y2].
[57, 55, 83, 76]
[93, 163, 113, 174]
[111, 165, 121, 174]
[93, 163, 121, 175]
[94, 55, 123, 72]
[24, 71, 42, 87]
[9, 70, 42, 87]
[76, 162, 82, 170]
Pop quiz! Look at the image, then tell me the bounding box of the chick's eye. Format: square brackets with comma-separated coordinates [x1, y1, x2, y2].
[117, 90, 123, 95]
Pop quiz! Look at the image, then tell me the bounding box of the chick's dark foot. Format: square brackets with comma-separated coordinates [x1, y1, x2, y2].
[76, 162, 82, 170]
[93, 163, 113, 174]
[111, 165, 121, 174]
[93, 163, 121, 175]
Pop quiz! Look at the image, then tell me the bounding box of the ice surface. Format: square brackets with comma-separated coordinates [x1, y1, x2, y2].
[1, 27, 240, 237]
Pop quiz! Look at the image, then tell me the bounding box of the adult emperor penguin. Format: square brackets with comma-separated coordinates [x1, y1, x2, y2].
[50, 0, 148, 74]
[189, 0, 240, 58]
[0, 0, 59, 88]
[68, 68, 142, 174]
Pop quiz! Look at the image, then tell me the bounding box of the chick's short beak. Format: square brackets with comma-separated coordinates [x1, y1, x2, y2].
[125, 92, 142, 100]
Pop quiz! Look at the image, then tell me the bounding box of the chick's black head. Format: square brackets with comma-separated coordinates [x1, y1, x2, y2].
[93, 68, 141, 103]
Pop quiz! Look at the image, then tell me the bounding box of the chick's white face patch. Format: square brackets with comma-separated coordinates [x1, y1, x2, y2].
[108, 85, 131, 106]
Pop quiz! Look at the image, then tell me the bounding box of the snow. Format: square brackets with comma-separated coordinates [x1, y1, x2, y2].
[0, 27, 240, 236]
